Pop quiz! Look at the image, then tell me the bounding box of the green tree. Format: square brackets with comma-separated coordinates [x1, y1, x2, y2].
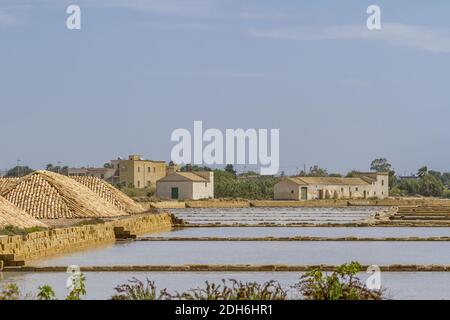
[180, 164, 212, 172]
[213, 169, 279, 200]
[370, 158, 392, 172]
[225, 164, 236, 176]
[397, 179, 420, 195]
[417, 166, 428, 178]
[5, 166, 34, 177]
[308, 165, 328, 177]
[45, 163, 68, 175]
[418, 174, 444, 197]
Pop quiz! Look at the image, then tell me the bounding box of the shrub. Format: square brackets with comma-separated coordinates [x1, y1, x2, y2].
[418, 175, 444, 197]
[0, 284, 20, 300]
[111, 278, 171, 300]
[443, 189, 450, 199]
[294, 262, 384, 300]
[37, 285, 56, 300]
[214, 170, 280, 200]
[176, 279, 288, 300]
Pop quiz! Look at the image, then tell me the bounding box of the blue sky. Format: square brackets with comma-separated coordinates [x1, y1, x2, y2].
[0, 0, 449, 175]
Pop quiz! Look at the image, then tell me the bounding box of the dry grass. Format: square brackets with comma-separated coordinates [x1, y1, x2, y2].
[0, 171, 128, 219]
[71, 176, 145, 214]
[0, 195, 47, 229]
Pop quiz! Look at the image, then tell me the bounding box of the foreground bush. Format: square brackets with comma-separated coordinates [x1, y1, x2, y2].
[111, 278, 171, 300]
[176, 279, 287, 300]
[112, 278, 287, 300]
[1, 262, 385, 300]
[295, 262, 384, 300]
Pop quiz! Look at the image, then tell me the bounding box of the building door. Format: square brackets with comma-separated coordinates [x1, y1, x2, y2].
[171, 187, 179, 199]
[363, 190, 367, 199]
[301, 187, 308, 200]
[318, 189, 323, 200]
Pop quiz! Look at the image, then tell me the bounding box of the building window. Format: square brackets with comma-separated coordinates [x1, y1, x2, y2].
[153, 167, 156, 172]
[137, 181, 140, 188]
[356, 187, 359, 191]
[147, 167, 151, 173]
[382, 180, 385, 186]
[137, 167, 140, 173]
[147, 181, 151, 187]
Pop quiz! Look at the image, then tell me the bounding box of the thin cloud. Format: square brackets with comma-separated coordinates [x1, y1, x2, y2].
[246, 23, 450, 53]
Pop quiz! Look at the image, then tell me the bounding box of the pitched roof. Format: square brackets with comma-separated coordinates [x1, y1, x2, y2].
[352, 172, 388, 183]
[157, 172, 208, 183]
[284, 176, 369, 186]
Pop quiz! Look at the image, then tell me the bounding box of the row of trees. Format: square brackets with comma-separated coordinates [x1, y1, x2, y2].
[179, 164, 278, 199]
[178, 159, 450, 199]
[3, 163, 69, 177]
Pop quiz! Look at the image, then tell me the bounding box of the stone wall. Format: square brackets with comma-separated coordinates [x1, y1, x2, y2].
[0, 212, 172, 266]
[186, 200, 250, 208]
[151, 201, 187, 209]
[250, 200, 349, 207]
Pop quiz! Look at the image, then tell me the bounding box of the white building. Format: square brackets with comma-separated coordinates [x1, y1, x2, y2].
[274, 172, 389, 200]
[156, 171, 214, 200]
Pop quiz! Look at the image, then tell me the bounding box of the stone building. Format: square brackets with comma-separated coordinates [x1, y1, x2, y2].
[111, 155, 169, 188]
[156, 171, 214, 200]
[274, 172, 389, 200]
[68, 167, 116, 183]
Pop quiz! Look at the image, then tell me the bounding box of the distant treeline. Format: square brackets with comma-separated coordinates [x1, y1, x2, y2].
[4, 159, 450, 199]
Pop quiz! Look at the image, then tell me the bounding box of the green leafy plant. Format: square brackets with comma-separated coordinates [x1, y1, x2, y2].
[175, 279, 287, 300]
[66, 274, 87, 300]
[37, 285, 56, 300]
[0, 284, 20, 300]
[294, 262, 384, 300]
[111, 278, 171, 300]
